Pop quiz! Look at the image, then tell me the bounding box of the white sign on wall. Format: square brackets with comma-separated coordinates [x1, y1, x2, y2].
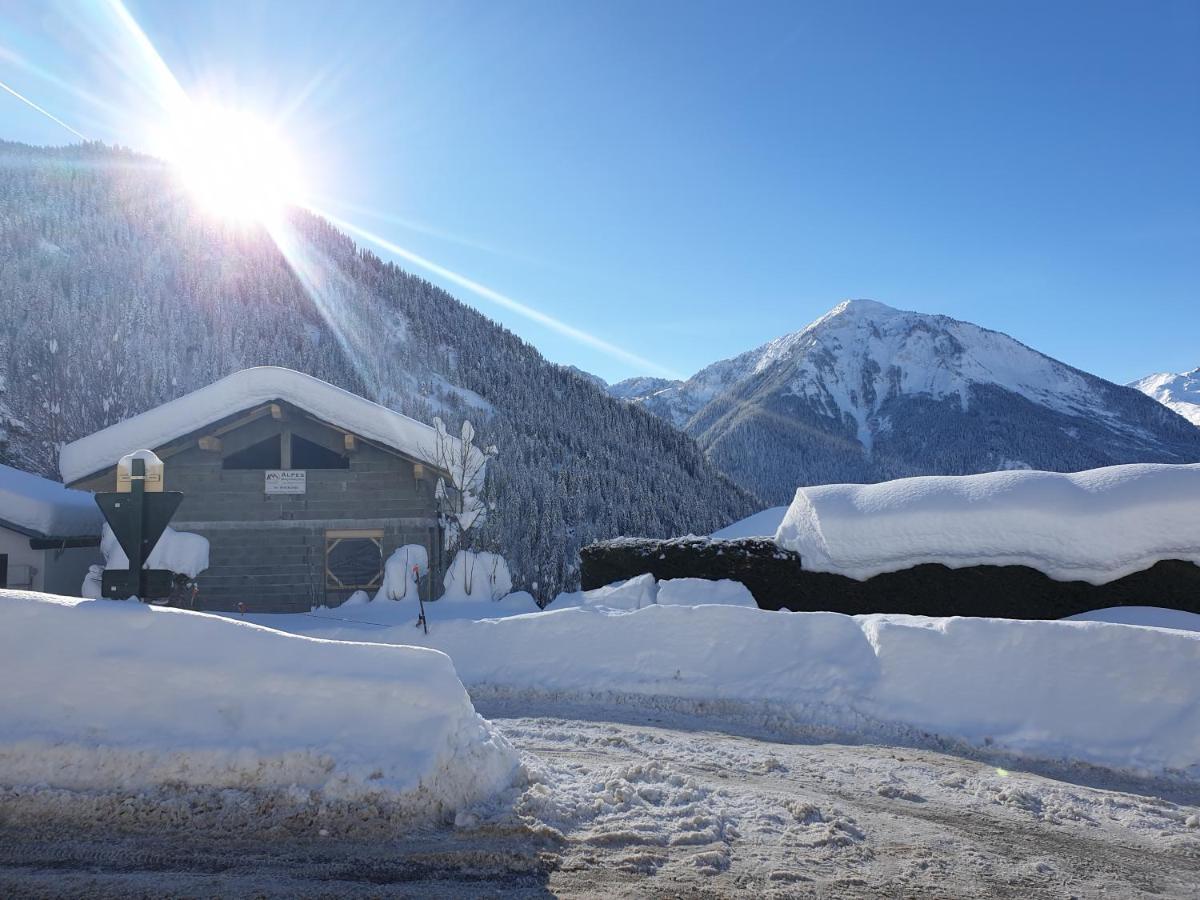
[265, 470, 306, 494]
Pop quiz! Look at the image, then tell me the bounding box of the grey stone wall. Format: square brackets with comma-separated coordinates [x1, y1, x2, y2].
[73, 412, 443, 613]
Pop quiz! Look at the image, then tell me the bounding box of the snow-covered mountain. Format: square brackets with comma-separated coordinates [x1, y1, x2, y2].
[611, 299, 1200, 503]
[0, 141, 754, 599]
[1131, 368, 1200, 428]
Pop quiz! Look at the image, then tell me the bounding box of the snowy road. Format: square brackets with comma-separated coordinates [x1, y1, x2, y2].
[3, 714, 1198, 898]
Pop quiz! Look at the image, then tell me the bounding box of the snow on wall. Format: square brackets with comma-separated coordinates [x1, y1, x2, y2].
[58, 366, 475, 484]
[0, 590, 520, 822]
[775, 462, 1200, 583]
[0, 462, 102, 539]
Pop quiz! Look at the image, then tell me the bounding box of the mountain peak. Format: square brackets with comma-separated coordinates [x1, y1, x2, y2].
[828, 298, 902, 318]
[1131, 367, 1200, 428]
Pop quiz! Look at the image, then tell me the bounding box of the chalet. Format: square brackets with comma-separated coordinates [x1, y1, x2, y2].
[60, 367, 457, 613]
[0, 463, 103, 594]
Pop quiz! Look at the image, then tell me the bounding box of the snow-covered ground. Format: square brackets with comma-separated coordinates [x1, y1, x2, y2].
[0, 590, 520, 833]
[4, 714, 1197, 897]
[4, 586, 1200, 896]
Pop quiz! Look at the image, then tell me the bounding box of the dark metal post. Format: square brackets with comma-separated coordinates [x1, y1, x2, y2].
[129, 456, 146, 592]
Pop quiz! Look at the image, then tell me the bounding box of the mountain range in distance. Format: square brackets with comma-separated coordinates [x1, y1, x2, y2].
[599, 299, 1200, 504]
[1130, 368, 1200, 429]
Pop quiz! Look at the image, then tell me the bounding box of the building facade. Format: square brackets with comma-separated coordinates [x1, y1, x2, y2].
[62, 368, 454, 613]
[0, 463, 103, 595]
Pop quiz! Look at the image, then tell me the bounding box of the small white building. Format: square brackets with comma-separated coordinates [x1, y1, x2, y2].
[0, 463, 103, 593]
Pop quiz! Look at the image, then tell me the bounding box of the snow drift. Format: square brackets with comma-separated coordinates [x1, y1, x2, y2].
[775, 462, 1200, 583]
[0, 590, 519, 828]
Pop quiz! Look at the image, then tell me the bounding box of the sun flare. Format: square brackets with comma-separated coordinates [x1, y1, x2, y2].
[158, 104, 304, 225]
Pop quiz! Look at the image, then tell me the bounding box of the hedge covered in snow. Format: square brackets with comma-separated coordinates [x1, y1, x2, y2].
[776, 462, 1200, 583]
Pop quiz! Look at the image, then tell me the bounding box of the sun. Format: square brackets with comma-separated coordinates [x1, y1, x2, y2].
[158, 104, 304, 225]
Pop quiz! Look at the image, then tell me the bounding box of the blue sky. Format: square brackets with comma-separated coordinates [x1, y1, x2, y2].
[1, 0, 1196, 384]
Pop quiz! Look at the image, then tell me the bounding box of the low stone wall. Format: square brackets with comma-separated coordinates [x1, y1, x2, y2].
[580, 536, 1200, 618]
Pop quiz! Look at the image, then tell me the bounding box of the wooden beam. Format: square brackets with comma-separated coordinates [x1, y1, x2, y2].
[270, 403, 285, 420]
[343, 433, 357, 453]
[198, 435, 222, 452]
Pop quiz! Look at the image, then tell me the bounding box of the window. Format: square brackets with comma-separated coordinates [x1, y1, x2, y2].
[325, 529, 383, 595]
[222, 435, 281, 469]
[292, 434, 349, 469]
[222, 432, 349, 470]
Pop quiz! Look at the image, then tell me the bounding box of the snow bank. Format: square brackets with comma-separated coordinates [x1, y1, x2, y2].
[442, 550, 513, 601]
[0, 590, 519, 825]
[58, 366, 475, 484]
[657, 578, 757, 608]
[711, 506, 789, 539]
[101, 523, 210, 578]
[262, 603, 1200, 776]
[775, 462, 1200, 583]
[0, 463, 102, 539]
[551, 572, 659, 610]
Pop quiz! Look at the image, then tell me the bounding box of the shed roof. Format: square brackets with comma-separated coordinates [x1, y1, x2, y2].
[0, 463, 104, 540]
[59, 367, 461, 485]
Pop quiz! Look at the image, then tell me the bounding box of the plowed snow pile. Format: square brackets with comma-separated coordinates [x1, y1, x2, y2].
[775, 462, 1200, 582]
[0, 591, 519, 833]
[265, 599, 1200, 778]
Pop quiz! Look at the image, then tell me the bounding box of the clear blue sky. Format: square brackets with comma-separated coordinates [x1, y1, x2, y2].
[1, 0, 1197, 384]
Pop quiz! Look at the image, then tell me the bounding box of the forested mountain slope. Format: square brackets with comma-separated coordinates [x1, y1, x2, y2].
[0, 141, 754, 599]
[611, 299, 1200, 503]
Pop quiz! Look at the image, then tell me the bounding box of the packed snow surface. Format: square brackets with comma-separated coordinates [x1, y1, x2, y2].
[0, 590, 519, 821]
[1132, 367, 1200, 427]
[249, 601, 1200, 777]
[711, 506, 789, 539]
[58, 366, 471, 484]
[0, 462, 102, 538]
[775, 462, 1200, 583]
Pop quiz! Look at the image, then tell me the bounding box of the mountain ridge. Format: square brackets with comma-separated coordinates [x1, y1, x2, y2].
[608, 299, 1200, 503]
[1131, 368, 1200, 428]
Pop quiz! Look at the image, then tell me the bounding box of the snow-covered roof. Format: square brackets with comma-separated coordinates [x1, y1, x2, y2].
[59, 367, 457, 485]
[0, 463, 103, 539]
[774, 462, 1200, 584]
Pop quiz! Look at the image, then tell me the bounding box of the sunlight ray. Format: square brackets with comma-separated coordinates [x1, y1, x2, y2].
[0, 78, 88, 140]
[315, 207, 680, 379]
